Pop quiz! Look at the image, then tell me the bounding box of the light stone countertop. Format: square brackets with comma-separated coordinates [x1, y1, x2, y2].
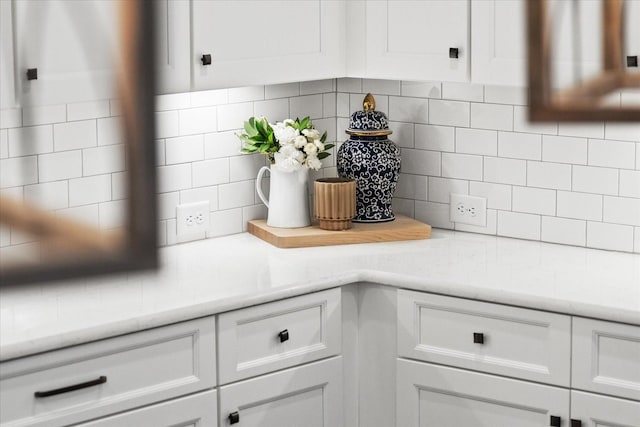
[1, 229, 639, 362]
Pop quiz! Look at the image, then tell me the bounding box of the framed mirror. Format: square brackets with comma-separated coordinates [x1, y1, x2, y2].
[0, 0, 157, 285]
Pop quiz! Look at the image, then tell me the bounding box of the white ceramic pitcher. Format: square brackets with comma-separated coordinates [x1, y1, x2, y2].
[256, 165, 311, 228]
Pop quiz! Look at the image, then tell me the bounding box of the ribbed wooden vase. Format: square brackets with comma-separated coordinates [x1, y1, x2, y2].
[314, 178, 356, 231]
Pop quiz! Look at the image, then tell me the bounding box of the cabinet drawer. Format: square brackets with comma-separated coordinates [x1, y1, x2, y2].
[218, 288, 341, 384]
[219, 356, 343, 427]
[78, 390, 217, 427]
[0, 317, 216, 427]
[572, 317, 640, 400]
[571, 390, 640, 427]
[397, 290, 571, 386]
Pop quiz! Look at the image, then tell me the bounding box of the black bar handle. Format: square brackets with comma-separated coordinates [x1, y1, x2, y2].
[278, 329, 289, 343]
[229, 411, 240, 424]
[201, 54, 212, 66]
[550, 415, 561, 426]
[571, 419, 582, 427]
[34, 376, 107, 398]
[473, 332, 485, 344]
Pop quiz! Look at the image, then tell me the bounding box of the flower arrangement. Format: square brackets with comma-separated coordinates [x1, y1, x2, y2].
[237, 116, 334, 172]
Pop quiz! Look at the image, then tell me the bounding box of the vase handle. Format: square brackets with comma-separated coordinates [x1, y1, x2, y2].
[256, 166, 270, 209]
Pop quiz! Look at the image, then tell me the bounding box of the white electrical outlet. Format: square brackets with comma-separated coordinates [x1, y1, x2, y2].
[449, 194, 487, 227]
[176, 201, 210, 237]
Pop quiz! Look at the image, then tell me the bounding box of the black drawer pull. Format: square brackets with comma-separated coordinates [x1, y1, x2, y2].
[628, 55, 638, 67]
[27, 68, 38, 80]
[34, 376, 107, 398]
[201, 54, 212, 66]
[571, 420, 582, 427]
[278, 329, 289, 343]
[473, 332, 484, 344]
[229, 411, 240, 424]
[550, 415, 561, 426]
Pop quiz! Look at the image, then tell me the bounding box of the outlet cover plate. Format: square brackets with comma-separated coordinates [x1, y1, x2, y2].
[177, 201, 210, 237]
[449, 193, 487, 227]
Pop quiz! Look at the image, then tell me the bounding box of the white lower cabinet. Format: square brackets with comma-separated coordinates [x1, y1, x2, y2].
[397, 359, 569, 427]
[77, 390, 217, 427]
[571, 390, 640, 427]
[219, 356, 343, 427]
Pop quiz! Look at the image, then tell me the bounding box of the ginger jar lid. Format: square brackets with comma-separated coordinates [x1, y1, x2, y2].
[346, 93, 392, 137]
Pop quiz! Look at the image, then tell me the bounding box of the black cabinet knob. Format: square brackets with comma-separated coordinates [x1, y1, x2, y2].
[228, 411, 240, 424]
[449, 48, 459, 59]
[201, 54, 212, 66]
[278, 329, 289, 343]
[26, 68, 38, 80]
[473, 332, 484, 344]
[571, 419, 582, 427]
[550, 415, 561, 427]
[627, 55, 638, 67]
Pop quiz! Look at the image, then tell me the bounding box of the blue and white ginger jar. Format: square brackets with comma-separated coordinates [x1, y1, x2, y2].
[337, 93, 401, 222]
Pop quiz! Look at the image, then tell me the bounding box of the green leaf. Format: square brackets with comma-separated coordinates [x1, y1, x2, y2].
[324, 143, 335, 151]
[317, 152, 330, 160]
[320, 131, 327, 143]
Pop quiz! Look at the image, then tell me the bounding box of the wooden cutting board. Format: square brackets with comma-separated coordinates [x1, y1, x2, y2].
[247, 215, 431, 248]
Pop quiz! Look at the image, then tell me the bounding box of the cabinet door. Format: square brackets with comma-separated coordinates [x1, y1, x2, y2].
[397, 359, 570, 427]
[192, 0, 345, 90]
[219, 356, 343, 427]
[0, 0, 16, 109]
[365, 0, 469, 82]
[78, 390, 217, 427]
[571, 391, 640, 427]
[155, 0, 191, 95]
[14, 0, 121, 106]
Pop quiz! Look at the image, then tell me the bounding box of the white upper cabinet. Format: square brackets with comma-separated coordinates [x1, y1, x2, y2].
[1, 1, 16, 109]
[356, 0, 469, 82]
[13, 0, 122, 106]
[155, 0, 191, 95]
[191, 0, 346, 91]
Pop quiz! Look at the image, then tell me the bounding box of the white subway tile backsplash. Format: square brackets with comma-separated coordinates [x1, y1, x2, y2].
[442, 153, 483, 180]
[587, 139, 636, 169]
[415, 201, 453, 229]
[192, 158, 229, 187]
[265, 83, 300, 99]
[8, 125, 53, 156]
[635, 227, 640, 253]
[484, 157, 526, 185]
[527, 161, 571, 190]
[428, 177, 468, 203]
[323, 93, 337, 118]
[67, 100, 110, 121]
[621, 89, 640, 106]
[57, 204, 100, 228]
[158, 163, 192, 193]
[155, 111, 180, 138]
[455, 209, 497, 235]
[415, 124, 454, 152]
[0, 130, 7, 158]
[587, 222, 634, 252]
[165, 135, 204, 165]
[1, 108, 22, 129]
[513, 106, 557, 135]
[396, 173, 428, 200]
[572, 166, 618, 196]
[400, 81, 441, 98]
[180, 186, 219, 211]
[498, 132, 541, 160]
[497, 211, 540, 240]
[557, 191, 602, 221]
[230, 154, 266, 182]
[99, 200, 126, 229]
[484, 86, 527, 106]
[455, 128, 497, 156]
[242, 204, 268, 230]
[470, 103, 513, 131]
[603, 196, 640, 226]
[542, 135, 587, 165]
[191, 89, 228, 108]
[179, 106, 217, 135]
[558, 122, 604, 139]
[39, 150, 82, 182]
[205, 131, 241, 159]
[392, 198, 415, 218]
[442, 82, 483, 102]
[207, 208, 243, 237]
[604, 122, 640, 142]
[301, 79, 335, 95]
[82, 145, 125, 176]
[637, 144, 640, 170]
[156, 140, 166, 166]
[337, 78, 362, 93]
[512, 186, 556, 216]
[388, 121, 414, 148]
[362, 79, 401, 96]
[111, 172, 126, 200]
[155, 93, 191, 111]
[23, 105, 66, 126]
[290, 94, 323, 119]
[157, 192, 180, 220]
[54, 120, 97, 151]
[429, 99, 469, 127]
[541, 216, 586, 247]
[336, 93, 350, 117]
[109, 100, 121, 117]
[24, 181, 68, 211]
[254, 98, 289, 122]
[68, 175, 111, 207]
[389, 96, 428, 124]
[469, 181, 512, 210]
[97, 117, 124, 146]
[400, 148, 441, 176]
[217, 102, 253, 132]
[228, 86, 264, 103]
[619, 170, 640, 198]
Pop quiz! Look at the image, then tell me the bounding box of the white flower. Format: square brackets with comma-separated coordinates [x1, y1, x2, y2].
[314, 140, 325, 151]
[272, 121, 299, 145]
[293, 135, 307, 148]
[274, 144, 304, 172]
[302, 128, 320, 140]
[304, 142, 318, 155]
[306, 155, 322, 170]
